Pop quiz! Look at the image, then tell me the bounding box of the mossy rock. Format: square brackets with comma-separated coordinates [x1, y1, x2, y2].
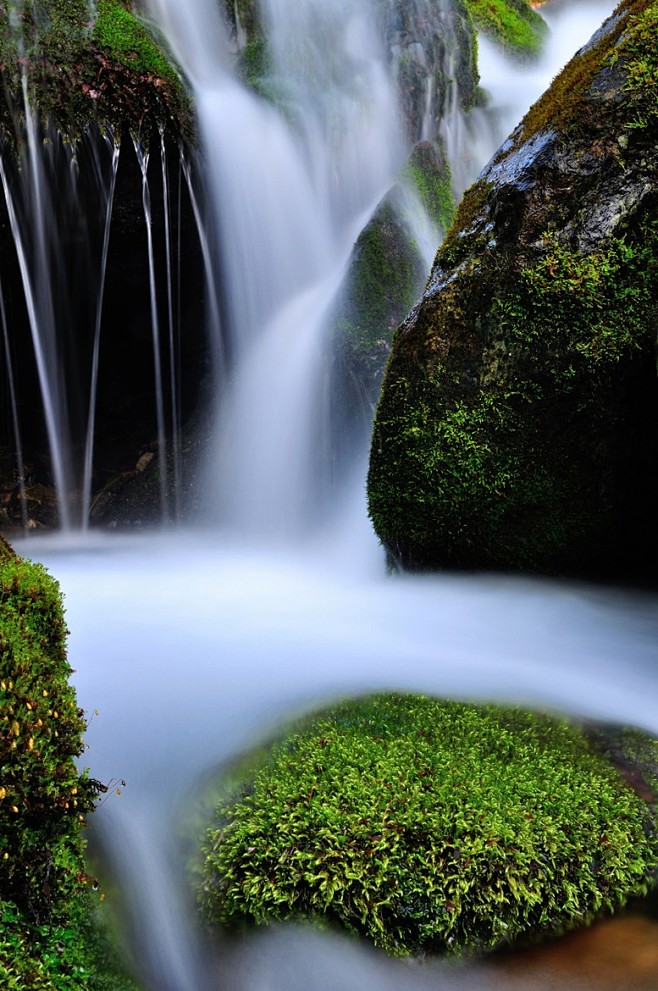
[200, 693, 658, 957]
[0, 536, 128, 989]
[335, 188, 428, 356]
[0, 0, 191, 141]
[220, 0, 541, 125]
[328, 141, 454, 473]
[367, 0, 658, 580]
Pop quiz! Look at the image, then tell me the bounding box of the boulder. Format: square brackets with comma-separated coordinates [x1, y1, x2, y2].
[368, 0, 658, 581]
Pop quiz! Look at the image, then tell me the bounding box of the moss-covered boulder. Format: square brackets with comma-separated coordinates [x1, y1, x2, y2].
[368, 0, 658, 579]
[200, 693, 658, 957]
[0, 536, 114, 987]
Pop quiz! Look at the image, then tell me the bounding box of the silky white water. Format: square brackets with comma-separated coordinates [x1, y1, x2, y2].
[146, 0, 404, 534]
[16, 529, 658, 991]
[13, 0, 653, 987]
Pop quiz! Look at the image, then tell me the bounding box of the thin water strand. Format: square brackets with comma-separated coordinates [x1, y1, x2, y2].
[0, 135, 73, 529]
[133, 137, 170, 520]
[0, 276, 28, 528]
[179, 148, 224, 373]
[81, 129, 121, 529]
[160, 126, 183, 518]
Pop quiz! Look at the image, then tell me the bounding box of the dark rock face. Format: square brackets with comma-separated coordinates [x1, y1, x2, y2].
[0, 3, 209, 529]
[368, 0, 658, 582]
[385, 0, 479, 144]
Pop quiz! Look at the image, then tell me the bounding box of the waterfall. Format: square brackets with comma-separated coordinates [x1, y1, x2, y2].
[145, 0, 404, 537]
[8, 0, 647, 989]
[0, 97, 75, 528]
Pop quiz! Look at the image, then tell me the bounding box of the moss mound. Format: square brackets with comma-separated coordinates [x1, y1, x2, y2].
[200, 694, 658, 957]
[0, 536, 130, 990]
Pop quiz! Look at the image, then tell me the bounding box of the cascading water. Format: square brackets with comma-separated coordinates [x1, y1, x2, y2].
[0, 98, 76, 528]
[11, 0, 655, 989]
[146, 0, 405, 535]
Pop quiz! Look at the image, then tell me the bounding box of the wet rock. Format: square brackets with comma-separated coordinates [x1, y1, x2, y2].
[368, 0, 658, 582]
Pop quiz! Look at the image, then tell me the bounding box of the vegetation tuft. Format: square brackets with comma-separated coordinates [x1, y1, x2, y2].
[200, 693, 658, 956]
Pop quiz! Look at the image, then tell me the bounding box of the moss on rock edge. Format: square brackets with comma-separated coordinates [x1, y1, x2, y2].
[200, 693, 658, 957]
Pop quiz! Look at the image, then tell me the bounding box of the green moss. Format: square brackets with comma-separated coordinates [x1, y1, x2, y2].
[93, 1, 177, 84]
[498, 230, 657, 387]
[0, 890, 140, 991]
[200, 693, 658, 957]
[613, 0, 658, 129]
[437, 178, 493, 271]
[462, 0, 546, 56]
[368, 377, 583, 570]
[337, 197, 426, 353]
[0, 536, 114, 990]
[402, 145, 455, 233]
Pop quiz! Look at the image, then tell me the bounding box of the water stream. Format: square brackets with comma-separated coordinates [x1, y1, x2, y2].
[12, 0, 655, 988]
[17, 529, 658, 991]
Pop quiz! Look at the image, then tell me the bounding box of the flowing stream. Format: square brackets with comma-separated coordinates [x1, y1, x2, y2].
[13, 0, 658, 988]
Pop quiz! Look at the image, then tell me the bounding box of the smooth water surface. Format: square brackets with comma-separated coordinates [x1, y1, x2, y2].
[16, 528, 658, 991]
